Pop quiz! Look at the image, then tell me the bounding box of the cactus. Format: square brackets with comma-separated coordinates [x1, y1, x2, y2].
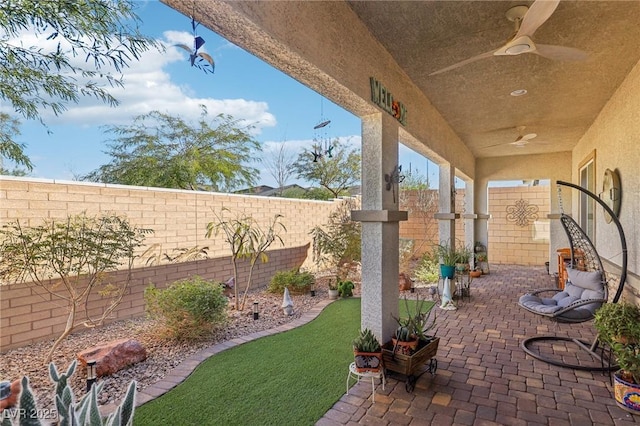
[3, 361, 137, 426]
[394, 325, 413, 342]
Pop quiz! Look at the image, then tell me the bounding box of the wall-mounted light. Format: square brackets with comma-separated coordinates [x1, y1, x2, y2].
[86, 360, 97, 392]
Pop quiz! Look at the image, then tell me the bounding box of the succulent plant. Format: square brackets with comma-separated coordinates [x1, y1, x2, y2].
[353, 328, 381, 353]
[2, 360, 137, 426]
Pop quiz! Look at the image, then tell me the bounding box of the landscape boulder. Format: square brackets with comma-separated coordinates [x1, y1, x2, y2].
[77, 338, 147, 377]
[0, 379, 21, 411]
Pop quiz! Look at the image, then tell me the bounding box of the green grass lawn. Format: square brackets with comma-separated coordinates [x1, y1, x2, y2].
[134, 298, 431, 426]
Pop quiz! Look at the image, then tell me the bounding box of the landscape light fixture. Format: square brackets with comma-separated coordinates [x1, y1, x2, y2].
[86, 360, 97, 392]
[253, 301, 259, 320]
[310, 283, 316, 297]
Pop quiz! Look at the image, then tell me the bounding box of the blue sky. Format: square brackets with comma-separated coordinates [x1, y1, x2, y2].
[3, 1, 439, 188]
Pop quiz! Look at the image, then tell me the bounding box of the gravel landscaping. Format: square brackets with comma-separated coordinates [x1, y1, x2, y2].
[0, 278, 343, 413]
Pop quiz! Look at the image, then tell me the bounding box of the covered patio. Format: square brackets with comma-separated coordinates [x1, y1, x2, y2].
[162, 0, 640, 345]
[320, 264, 638, 425]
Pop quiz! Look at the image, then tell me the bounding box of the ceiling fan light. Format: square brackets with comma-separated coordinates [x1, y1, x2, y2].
[505, 43, 531, 55]
[510, 89, 528, 97]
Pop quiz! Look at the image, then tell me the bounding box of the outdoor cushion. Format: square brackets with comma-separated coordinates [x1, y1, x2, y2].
[566, 268, 603, 291]
[518, 269, 605, 320]
[519, 294, 564, 314]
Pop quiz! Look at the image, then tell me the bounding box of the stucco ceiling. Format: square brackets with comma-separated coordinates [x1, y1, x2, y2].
[346, 0, 640, 158]
[164, 0, 640, 160]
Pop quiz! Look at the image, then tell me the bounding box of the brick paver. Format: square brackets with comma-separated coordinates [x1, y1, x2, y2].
[317, 264, 640, 425]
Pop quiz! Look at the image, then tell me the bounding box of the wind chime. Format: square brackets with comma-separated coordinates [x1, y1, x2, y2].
[174, 14, 216, 74]
[311, 99, 334, 162]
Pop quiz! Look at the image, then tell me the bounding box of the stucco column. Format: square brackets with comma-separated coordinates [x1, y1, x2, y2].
[351, 113, 406, 344]
[463, 179, 475, 264]
[474, 178, 490, 261]
[436, 163, 456, 244]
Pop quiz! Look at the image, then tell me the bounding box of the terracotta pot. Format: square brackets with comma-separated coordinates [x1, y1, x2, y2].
[391, 338, 419, 355]
[399, 272, 412, 291]
[470, 270, 482, 278]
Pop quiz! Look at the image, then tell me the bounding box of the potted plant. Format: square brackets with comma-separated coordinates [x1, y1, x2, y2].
[383, 296, 439, 391]
[455, 244, 473, 272]
[433, 240, 458, 279]
[392, 317, 419, 355]
[328, 279, 339, 299]
[594, 302, 640, 414]
[352, 328, 383, 372]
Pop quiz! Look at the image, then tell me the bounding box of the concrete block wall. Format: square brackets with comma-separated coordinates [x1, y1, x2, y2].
[0, 244, 308, 351]
[0, 177, 339, 351]
[399, 185, 550, 266]
[0, 177, 339, 266]
[487, 185, 551, 267]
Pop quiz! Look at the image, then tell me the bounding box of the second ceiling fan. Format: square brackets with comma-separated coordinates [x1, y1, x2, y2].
[429, 0, 588, 76]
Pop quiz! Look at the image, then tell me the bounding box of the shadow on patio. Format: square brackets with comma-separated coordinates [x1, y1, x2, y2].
[319, 264, 639, 425]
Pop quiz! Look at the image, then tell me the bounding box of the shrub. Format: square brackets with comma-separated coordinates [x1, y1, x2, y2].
[338, 280, 354, 298]
[268, 268, 315, 295]
[414, 252, 439, 284]
[145, 276, 228, 340]
[0, 212, 151, 361]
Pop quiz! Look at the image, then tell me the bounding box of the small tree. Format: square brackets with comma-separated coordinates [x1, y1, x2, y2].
[206, 208, 286, 310]
[399, 170, 438, 256]
[0, 113, 33, 175]
[0, 213, 152, 361]
[83, 107, 262, 192]
[0, 0, 159, 123]
[292, 139, 361, 198]
[264, 143, 296, 196]
[310, 198, 361, 275]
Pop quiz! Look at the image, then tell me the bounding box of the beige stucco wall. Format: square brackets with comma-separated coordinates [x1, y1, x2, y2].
[571, 58, 640, 299]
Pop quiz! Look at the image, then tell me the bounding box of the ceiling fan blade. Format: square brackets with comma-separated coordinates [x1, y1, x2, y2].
[534, 44, 588, 61]
[429, 50, 496, 76]
[516, 0, 560, 38]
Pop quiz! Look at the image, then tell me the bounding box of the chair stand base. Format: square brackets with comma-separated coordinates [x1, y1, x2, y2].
[521, 335, 617, 372]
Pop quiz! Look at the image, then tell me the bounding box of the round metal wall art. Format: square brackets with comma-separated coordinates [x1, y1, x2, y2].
[602, 168, 621, 224]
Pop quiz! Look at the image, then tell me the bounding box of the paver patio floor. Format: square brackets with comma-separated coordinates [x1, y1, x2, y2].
[317, 264, 639, 426]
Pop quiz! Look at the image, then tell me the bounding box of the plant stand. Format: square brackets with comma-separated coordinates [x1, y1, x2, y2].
[382, 337, 439, 392]
[346, 362, 385, 403]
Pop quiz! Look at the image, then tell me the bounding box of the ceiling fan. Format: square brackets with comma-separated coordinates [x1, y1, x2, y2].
[429, 0, 588, 76]
[483, 126, 540, 149]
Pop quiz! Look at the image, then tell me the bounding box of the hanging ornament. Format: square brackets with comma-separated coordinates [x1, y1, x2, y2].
[174, 16, 215, 74]
[310, 98, 333, 162]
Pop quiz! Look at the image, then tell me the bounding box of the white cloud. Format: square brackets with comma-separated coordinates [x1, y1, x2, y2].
[2, 29, 276, 133]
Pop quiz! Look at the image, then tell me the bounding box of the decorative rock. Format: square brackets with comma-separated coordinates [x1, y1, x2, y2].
[0, 379, 21, 411]
[77, 338, 147, 377]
